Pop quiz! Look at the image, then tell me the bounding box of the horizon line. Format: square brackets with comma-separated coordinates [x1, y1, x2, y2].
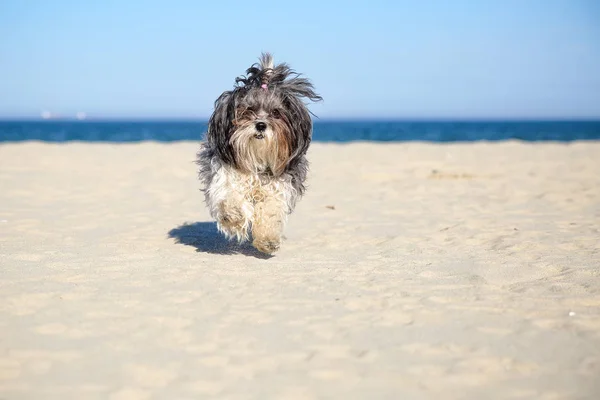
[1, 116, 600, 122]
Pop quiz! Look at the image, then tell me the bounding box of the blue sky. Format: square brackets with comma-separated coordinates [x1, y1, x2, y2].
[0, 0, 599, 119]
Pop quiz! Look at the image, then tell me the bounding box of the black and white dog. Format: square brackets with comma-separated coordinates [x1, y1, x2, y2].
[197, 53, 321, 254]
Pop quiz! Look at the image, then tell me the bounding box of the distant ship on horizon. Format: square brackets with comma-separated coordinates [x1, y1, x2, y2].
[40, 111, 87, 121]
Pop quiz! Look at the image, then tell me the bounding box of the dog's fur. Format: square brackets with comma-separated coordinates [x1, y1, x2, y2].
[197, 53, 321, 254]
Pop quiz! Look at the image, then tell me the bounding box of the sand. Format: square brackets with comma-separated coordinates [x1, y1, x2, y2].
[0, 141, 599, 399]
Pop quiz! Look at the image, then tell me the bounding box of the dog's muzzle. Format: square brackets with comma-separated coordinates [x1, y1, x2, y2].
[254, 121, 267, 139]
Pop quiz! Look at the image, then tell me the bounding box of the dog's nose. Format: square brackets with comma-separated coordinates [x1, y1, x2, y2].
[255, 121, 267, 132]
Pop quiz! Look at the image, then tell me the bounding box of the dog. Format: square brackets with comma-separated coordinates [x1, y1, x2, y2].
[197, 53, 322, 254]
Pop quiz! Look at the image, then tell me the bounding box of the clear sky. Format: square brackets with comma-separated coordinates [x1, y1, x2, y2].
[1, 0, 599, 119]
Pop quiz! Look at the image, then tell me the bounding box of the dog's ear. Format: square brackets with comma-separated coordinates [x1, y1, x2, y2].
[284, 94, 315, 169]
[281, 79, 322, 169]
[207, 90, 237, 166]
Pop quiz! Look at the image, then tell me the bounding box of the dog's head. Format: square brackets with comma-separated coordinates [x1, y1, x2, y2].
[207, 53, 321, 176]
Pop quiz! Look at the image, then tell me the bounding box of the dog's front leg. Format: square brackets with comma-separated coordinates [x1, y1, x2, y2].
[216, 195, 252, 242]
[251, 195, 287, 254]
[205, 168, 253, 242]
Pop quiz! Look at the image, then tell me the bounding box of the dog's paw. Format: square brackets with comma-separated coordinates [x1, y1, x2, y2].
[217, 205, 249, 242]
[218, 220, 249, 242]
[252, 237, 281, 254]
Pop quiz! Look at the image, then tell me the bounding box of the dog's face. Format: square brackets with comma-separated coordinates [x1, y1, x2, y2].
[230, 87, 293, 176]
[207, 53, 321, 176]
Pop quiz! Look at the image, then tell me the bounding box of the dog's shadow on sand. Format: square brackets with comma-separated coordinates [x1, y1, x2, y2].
[168, 221, 271, 259]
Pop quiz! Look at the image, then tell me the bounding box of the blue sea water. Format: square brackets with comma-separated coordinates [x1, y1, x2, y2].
[0, 120, 599, 143]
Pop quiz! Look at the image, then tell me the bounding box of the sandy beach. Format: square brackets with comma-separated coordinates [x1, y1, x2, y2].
[0, 141, 599, 399]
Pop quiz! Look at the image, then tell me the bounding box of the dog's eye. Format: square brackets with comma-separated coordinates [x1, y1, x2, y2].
[240, 109, 256, 119]
[272, 109, 281, 119]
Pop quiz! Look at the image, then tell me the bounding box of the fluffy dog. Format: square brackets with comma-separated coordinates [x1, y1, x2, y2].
[197, 53, 321, 254]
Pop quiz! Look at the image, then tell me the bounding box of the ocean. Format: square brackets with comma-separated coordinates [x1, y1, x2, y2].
[0, 120, 599, 143]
